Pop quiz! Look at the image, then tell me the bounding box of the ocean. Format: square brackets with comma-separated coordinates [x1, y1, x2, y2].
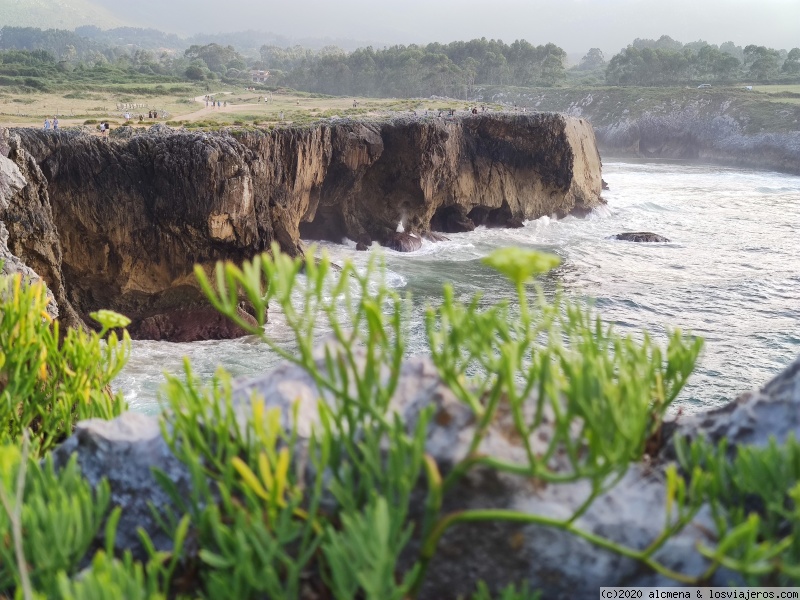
[115, 160, 800, 415]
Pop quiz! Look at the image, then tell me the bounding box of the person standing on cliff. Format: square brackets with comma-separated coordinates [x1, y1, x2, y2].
[43, 118, 50, 130]
[53, 117, 59, 130]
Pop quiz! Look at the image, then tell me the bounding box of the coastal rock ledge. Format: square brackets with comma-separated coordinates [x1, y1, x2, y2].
[5, 114, 603, 341]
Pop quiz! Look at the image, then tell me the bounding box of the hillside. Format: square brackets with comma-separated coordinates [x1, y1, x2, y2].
[0, 0, 128, 30]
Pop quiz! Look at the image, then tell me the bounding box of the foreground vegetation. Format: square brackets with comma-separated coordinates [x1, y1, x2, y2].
[1, 245, 800, 597]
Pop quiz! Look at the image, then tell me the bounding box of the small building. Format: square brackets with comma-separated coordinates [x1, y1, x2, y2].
[250, 70, 270, 84]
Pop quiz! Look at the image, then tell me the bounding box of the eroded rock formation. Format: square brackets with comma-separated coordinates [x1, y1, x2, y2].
[11, 114, 602, 340]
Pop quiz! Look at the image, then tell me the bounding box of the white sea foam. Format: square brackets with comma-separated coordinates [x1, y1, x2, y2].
[118, 161, 800, 416]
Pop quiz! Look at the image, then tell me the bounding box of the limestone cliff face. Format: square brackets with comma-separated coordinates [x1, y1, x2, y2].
[12, 114, 603, 340]
[0, 129, 71, 323]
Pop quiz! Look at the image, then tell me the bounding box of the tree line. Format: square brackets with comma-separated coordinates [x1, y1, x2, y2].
[600, 35, 799, 85]
[1, 26, 798, 94]
[257, 39, 568, 97]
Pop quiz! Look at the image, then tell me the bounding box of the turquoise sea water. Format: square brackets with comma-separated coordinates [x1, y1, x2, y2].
[116, 161, 800, 415]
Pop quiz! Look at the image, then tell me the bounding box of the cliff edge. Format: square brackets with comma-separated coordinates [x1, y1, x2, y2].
[11, 113, 603, 341]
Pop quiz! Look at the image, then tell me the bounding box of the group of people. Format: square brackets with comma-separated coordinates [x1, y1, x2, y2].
[204, 96, 227, 108]
[42, 117, 59, 131]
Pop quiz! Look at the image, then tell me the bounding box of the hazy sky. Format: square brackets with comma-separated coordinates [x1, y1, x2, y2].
[106, 0, 799, 55]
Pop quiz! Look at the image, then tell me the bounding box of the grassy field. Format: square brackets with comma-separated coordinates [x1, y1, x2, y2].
[0, 83, 203, 125]
[3, 81, 798, 133]
[1, 83, 492, 130]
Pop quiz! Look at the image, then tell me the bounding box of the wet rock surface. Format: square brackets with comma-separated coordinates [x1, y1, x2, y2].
[385, 231, 423, 252]
[613, 231, 671, 243]
[127, 306, 258, 343]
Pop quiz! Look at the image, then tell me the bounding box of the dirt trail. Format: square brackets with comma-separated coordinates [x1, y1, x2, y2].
[183, 92, 254, 122]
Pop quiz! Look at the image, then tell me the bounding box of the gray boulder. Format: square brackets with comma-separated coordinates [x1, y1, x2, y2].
[51, 412, 193, 560]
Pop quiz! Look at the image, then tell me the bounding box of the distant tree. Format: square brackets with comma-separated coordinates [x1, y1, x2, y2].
[184, 43, 244, 74]
[541, 52, 567, 85]
[719, 41, 744, 62]
[696, 45, 741, 81]
[783, 48, 800, 75]
[632, 35, 683, 51]
[268, 37, 568, 96]
[684, 40, 710, 54]
[577, 48, 605, 71]
[744, 45, 780, 81]
[184, 65, 205, 80]
[606, 45, 693, 85]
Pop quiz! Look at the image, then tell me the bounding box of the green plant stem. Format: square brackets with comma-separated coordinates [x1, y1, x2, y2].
[410, 508, 702, 597]
[0, 432, 34, 600]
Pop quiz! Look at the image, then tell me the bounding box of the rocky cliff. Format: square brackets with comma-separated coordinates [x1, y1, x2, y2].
[0, 129, 74, 324]
[474, 87, 800, 175]
[9, 114, 603, 341]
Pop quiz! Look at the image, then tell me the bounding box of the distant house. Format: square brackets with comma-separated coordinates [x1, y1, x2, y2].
[250, 70, 270, 83]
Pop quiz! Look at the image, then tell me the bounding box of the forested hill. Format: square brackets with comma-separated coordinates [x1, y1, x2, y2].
[0, 0, 126, 30]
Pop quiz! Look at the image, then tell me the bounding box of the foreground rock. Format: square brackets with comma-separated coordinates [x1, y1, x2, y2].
[0, 131, 63, 321]
[668, 357, 800, 450]
[11, 114, 602, 339]
[55, 351, 800, 597]
[613, 232, 671, 243]
[51, 412, 193, 559]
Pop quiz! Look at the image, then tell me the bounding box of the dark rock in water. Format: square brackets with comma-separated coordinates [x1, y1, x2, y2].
[423, 231, 450, 242]
[355, 234, 372, 251]
[128, 306, 258, 342]
[602, 179, 610, 190]
[384, 232, 422, 252]
[506, 217, 525, 229]
[570, 204, 595, 218]
[613, 232, 671, 243]
[431, 205, 475, 233]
